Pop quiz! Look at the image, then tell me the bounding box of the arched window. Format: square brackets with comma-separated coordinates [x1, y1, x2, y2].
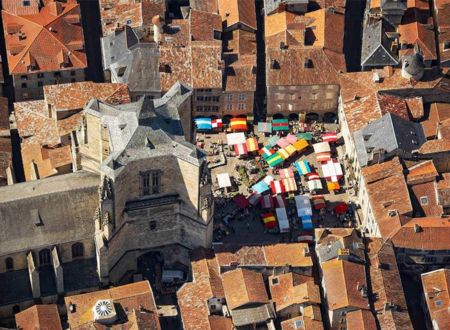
[39, 249, 51, 266]
[5, 257, 13, 271]
[72, 243, 84, 258]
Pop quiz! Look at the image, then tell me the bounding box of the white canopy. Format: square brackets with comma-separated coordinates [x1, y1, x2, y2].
[313, 142, 331, 154]
[217, 173, 232, 188]
[295, 195, 312, 218]
[263, 175, 274, 185]
[276, 208, 290, 233]
[321, 159, 343, 182]
[226, 132, 246, 145]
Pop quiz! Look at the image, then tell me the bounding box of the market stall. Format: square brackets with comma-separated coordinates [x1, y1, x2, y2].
[274, 194, 286, 208]
[279, 167, 294, 179]
[276, 208, 290, 233]
[270, 180, 286, 194]
[247, 192, 262, 206]
[252, 180, 270, 194]
[267, 135, 280, 147]
[266, 153, 284, 167]
[246, 137, 259, 152]
[262, 213, 277, 229]
[226, 132, 246, 145]
[233, 143, 248, 157]
[297, 132, 313, 141]
[334, 202, 349, 215]
[217, 173, 232, 189]
[295, 195, 313, 230]
[295, 160, 312, 175]
[285, 134, 298, 144]
[261, 194, 274, 209]
[307, 172, 323, 191]
[321, 132, 338, 143]
[230, 118, 247, 131]
[293, 139, 309, 152]
[272, 119, 289, 131]
[258, 122, 272, 133]
[311, 195, 326, 210]
[212, 118, 223, 130]
[321, 159, 343, 182]
[233, 194, 249, 209]
[194, 117, 212, 131]
[282, 177, 297, 192]
[276, 138, 289, 148]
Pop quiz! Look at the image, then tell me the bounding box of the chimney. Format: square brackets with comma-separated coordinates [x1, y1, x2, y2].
[414, 223, 422, 233]
[152, 15, 165, 44]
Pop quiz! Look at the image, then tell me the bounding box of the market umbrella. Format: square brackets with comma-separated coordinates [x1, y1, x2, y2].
[295, 160, 311, 175]
[266, 153, 284, 167]
[272, 119, 289, 131]
[307, 172, 320, 181]
[258, 122, 272, 133]
[334, 202, 349, 214]
[308, 179, 323, 191]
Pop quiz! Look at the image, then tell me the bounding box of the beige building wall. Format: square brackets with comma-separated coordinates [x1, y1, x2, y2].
[221, 91, 254, 117]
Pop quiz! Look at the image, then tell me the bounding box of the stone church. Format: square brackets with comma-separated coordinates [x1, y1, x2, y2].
[0, 82, 213, 320]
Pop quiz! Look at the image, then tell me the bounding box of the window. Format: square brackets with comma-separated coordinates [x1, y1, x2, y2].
[54, 72, 61, 78]
[443, 256, 450, 263]
[72, 243, 84, 258]
[71, 78, 76, 83]
[5, 257, 13, 271]
[310, 93, 318, 100]
[149, 221, 157, 230]
[226, 104, 232, 111]
[23, 0, 30, 6]
[435, 300, 444, 307]
[38, 81, 43, 87]
[37, 73, 44, 78]
[226, 94, 233, 101]
[420, 196, 429, 205]
[70, 71, 76, 76]
[210, 304, 217, 310]
[196, 96, 204, 101]
[126, 19, 132, 25]
[326, 92, 334, 99]
[271, 277, 279, 285]
[444, 41, 450, 51]
[39, 249, 51, 266]
[238, 93, 245, 101]
[142, 171, 161, 195]
[238, 103, 245, 110]
[20, 75, 27, 80]
[213, 30, 221, 40]
[294, 320, 304, 329]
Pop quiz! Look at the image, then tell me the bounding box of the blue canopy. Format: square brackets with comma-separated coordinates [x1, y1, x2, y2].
[295, 160, 312, 175]
[301, 215, 313, 230]
[252, 181, 270, 194]
[194, 117, 212, 130]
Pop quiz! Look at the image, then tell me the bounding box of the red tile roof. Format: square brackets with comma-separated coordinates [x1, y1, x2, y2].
[421, 102, 450, 138]
[281, 314, 324, 330]
[398, 22, 437, 61]
[406, 160, 438, 184]
[221, 268, 269, 310]
[190, 0, 218, 13]
[391, 217, 450, 250]
[346, 310, 377, 330]
[2, 0, 87, 75]
[321, 259, 369, 311]
[421, 269, 450, 330]
[65, 281, 160, 329]
[218, 0, 257, 31]
[435, 0, 450, 65]
[190, 9, 222, 41]
[15, 304, 62, 330]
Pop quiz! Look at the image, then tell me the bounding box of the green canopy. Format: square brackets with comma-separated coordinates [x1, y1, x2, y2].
[266, 135, 280, 147]
[272, 119, 289, 131]
[297, 132, 313, 141]
[266, 153, 284, 167]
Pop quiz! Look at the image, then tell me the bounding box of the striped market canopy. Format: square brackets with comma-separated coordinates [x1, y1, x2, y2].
[308, 179, 323, 191]
[259, 146, 274, 159]
[230, 118, 247, 131]
[212, 118, 223, 129]
[272, 119, 289, 131]
[295, 160, 312, 175]
[266, 135, 280, 147]
[282, 177, 297, 192]
[277, 149, 290, 160]
[279, 167, 294, 179]
[285, 133, 297, 144]
[322, 132, 338, 143]
[233, 143, 248, 156]
[285, 144, 296, 155]
[262, 213, 277, 228]
[276, 138, 289, 148]
[266, 153, 284, 167]
[246, 137, 258, 152]
[316, 152, 331, 162]
[270, 180, 286, 194]
[247, 192, 262, 206]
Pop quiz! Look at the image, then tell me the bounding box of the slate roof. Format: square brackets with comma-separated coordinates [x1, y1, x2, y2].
[101, 27, 161, 94]
[2, 0, 87, 75]
[264, 0, 309, 15]
[353, 112, 425, 167]
[314, 228, 366, 263]
[361, 18, 398, 67]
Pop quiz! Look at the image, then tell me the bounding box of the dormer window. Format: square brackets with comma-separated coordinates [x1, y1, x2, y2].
[444, 41, 450, 51]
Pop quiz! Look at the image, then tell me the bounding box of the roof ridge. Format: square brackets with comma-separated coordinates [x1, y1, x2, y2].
[340, 259, 351, 307]
[43, 3, 79, 29]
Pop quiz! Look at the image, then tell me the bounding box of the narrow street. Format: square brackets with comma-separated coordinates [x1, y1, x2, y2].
[254, 0, 267, 121]
[343, 0, 366, 72]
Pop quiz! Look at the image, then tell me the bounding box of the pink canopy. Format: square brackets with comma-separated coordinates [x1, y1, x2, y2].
[276, 138, 290, 148]
[279, 167, 295, 179]
[285, 134, 297, 144]
[322, 132, 338, 143]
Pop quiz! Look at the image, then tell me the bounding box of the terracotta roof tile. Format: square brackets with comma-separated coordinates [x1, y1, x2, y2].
[15, 304, 62, 330]
[421, 269, 450, 330]
[214, 243, 313, 268]
[421, 103, 450, 138]
[65, 281, 160, 329]
[398, 22, 437, 61]
[321, 259, 369, 310]
[376, 94, 410, 120]
[100, 2, 142, 37]
[346, 310, 377, 330]
[221, 268, 269, 310]
[218, 0, 256, 31]
[281, 314, 324, 330]
[406, 160, 438, 184]
[190, 9, 222, 41]
[366, 238, 413, 329]
[0, 137, 12, 185]
[269, 273, 320, 312]
[405, 96, 424, 119]
[224, 29, 257, 56]
[419, 121, 450, 154]
[44, 81, 131, 111]
[305, 9, 345, 55]
[391, 217, 450, 250]
[190, 0, 218, 13]
[435, 0, 450, 65]
[223, 55, 256, 92]
[208, 316, 233, 330]
[2, 0, 87, 75]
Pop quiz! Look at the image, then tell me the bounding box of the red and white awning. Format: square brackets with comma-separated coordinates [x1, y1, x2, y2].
[233, 143, 248, 156]
[316, 152, 331, 162]
[321, 158, 343, 182]
[282, 177, 297, 192]
[321, 132, 338, 143]
[270, 180, 286, 194]
[212, 118, 223, 129]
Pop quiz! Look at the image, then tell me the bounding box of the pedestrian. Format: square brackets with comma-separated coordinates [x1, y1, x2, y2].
[247, 222, 250, 231]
